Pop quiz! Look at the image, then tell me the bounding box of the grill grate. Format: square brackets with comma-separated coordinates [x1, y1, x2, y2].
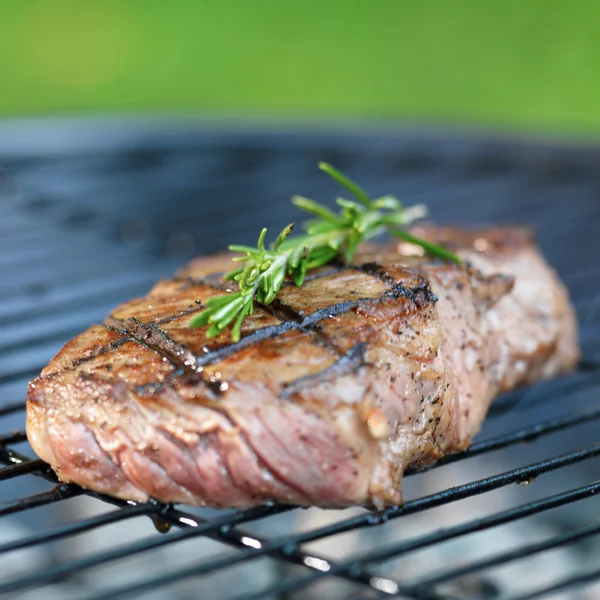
[1, 120, 599, 600]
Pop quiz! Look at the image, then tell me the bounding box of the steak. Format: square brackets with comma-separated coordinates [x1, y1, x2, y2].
[26, 227, 579, 508]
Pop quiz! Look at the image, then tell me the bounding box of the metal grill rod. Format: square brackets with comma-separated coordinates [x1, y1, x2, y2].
[0, 484, 83, 518]
[1, 172, 595, 312]
[505, 566, 600, 600]
[0, 431, 27, 445]
[234, 481, 600, 600]
[0, 458, 46, 480]
[0, 367, 44, 386]
[410, 520, 600, 592]
[0, 504, 153, 555]
[0, 401, 30, 416]
[488, 371, 600, 417]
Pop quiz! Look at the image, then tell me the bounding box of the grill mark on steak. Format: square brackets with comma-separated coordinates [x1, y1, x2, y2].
[387, 281, 439, 307]
[264, 298, 303, 324]
[281, 342, 368, 399]
[359, 262, 395, 286]
[357, 262, 439, 307]
[155, 302, 206, 325]
[109, 317, 197, 370]
[264, 298, 345, 358]
[106, 317, 227, 395]
[40, 259, 442, 423]
[42, 333, 130, 378]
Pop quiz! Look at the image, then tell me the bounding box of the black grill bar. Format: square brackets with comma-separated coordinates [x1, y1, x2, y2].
[0, 457, 46, 480]
[0, 484, 83, 518]
[0, 429, 27, 445]
[0, 504, 154, 555]
[83, 444, 600, 600]
[87, 522, 439, 600]
[409, 520, 600, 592]
[0, 400, 28, 416]
[507, 567, 600, 600]
[0, 367, 41, 386]
[488, 369, 600, 417]
[232, 481, 600, 600]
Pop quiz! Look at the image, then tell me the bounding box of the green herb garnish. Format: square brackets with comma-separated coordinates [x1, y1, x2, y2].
[190, 162, 460, 341]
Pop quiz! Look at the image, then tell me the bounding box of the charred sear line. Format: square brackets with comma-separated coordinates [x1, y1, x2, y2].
[387, 281, 438, 307]
[264, 298, 345, 357]
[107, 316, 196, 370]
[357, 262, 438, 307]
[281, 342, 367, 399]
[106, 317, 224, 395]
[197, 320, 297, 367]
[264, 298, 303, 324]
[358, 262, 395, 286]
[41, 332, 130, 378]
[156, 302, 205, 325]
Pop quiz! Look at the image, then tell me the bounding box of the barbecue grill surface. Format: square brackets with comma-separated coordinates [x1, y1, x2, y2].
[1, 119, 599, 600]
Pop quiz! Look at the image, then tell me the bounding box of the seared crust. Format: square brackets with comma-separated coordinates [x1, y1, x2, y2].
[26, 227, 579, 508]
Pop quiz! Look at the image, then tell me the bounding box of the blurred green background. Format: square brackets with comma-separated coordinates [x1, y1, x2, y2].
[0, 1, 598, 135]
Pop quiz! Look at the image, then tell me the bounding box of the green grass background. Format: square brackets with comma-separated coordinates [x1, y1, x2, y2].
[1, 1, 599, 134]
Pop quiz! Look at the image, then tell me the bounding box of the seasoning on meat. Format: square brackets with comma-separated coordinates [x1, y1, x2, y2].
[26, 226, 579, 509]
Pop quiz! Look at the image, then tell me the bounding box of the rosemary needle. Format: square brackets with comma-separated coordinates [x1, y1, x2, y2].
[190, 162, 460, 341]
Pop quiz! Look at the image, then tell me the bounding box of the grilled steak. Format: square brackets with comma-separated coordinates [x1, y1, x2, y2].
[26, 227, 579, 508]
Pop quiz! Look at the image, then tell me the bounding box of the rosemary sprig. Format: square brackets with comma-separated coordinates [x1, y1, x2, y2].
[190, 162, 460, 341]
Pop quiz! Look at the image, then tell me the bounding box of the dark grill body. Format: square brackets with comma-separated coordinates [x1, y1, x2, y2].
[1, 119, 599, 599]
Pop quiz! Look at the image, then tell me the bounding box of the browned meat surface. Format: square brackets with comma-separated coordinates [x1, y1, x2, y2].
[26, 227, 579, 509]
